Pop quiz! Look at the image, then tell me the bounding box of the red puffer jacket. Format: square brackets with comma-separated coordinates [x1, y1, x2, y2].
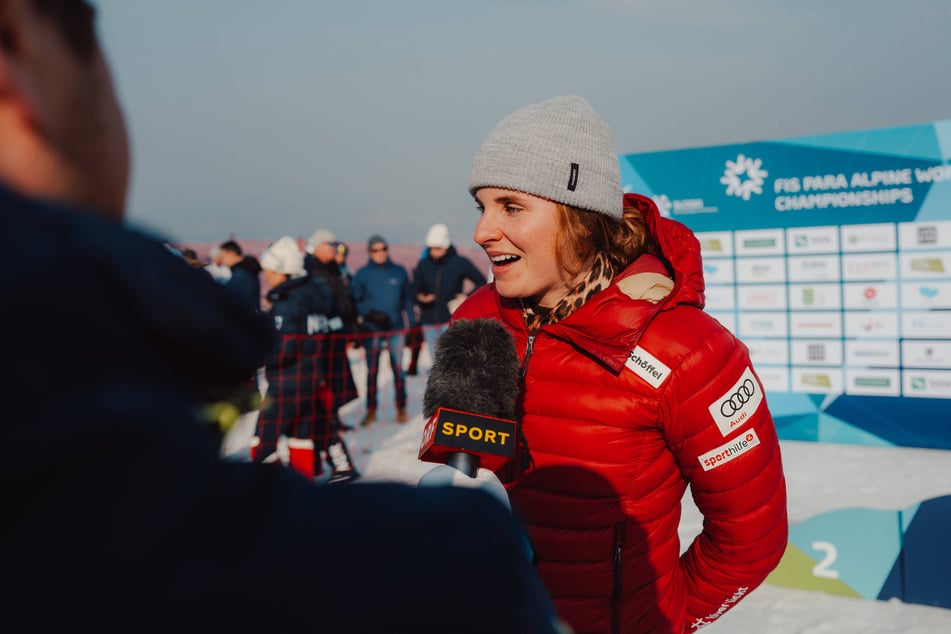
[453, 194, 787, 633]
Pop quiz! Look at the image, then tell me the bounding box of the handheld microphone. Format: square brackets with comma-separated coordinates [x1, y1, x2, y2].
[417, 318, 536, 563]
[418, 318, 521, 478]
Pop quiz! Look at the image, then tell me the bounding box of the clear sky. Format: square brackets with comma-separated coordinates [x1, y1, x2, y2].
[95, 0, 951, 246]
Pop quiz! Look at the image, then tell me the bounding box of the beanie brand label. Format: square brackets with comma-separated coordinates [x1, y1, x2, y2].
[567, 163, 579, 191]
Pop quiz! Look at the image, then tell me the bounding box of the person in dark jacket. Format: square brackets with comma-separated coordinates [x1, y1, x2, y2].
[305, 228, 360, 430]
[412, 223, 487, 362]
[0, 4, 563, 632]
[351, 234, 416, 425]
[220, 239, 262, 311]
[254, 236, 359, 483]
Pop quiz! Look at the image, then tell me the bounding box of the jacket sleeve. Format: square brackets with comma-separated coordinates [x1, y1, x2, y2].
[663, 326, 788, 629]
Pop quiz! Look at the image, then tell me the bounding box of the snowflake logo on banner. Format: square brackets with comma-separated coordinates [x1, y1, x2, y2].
[720, 154, 768, 201]
[652, 194, 672, 217]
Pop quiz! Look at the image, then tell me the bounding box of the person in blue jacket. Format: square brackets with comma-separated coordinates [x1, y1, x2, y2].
[351, 234, 416, 425]
[0, 3, 561, 632]
[412, 223, 487, 361]
[254, 236, 359, 483]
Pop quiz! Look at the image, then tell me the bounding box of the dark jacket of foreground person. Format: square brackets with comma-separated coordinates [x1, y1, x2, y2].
[0, 185, 560, 634]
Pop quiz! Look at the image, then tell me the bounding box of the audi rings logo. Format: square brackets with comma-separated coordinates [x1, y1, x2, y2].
[708, 367, 765, 437]
[719, 378, 757, 418]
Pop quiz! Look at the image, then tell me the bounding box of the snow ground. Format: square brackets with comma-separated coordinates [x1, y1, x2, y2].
[224, 345, 951, 632]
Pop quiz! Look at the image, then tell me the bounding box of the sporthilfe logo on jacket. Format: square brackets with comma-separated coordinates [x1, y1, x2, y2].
[708, 366, 763, 436]
[698, 431, 760, 472]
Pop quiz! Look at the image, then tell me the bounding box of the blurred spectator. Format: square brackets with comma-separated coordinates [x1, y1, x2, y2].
[351, 234, 415, 424]
[220, 239, 262, 311]
[205, 245, 232, 282]
[254, 236, 359, 483]
[305, 228, 360, 432]
[334, 240, 353, 285]
[180, 247, 204, 269]
[412, 223, 487, 361]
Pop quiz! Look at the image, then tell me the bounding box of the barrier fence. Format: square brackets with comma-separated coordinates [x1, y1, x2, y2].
[221, 324, 442, 479]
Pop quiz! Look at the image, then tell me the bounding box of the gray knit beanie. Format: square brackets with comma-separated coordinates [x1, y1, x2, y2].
[469, 95, 623, 220]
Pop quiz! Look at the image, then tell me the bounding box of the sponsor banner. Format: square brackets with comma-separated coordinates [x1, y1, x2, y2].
[787, 255, 842, 282]
[902, 340, 951, 369]
[845, 340, 900, 368]
[902, 370, 951, 399]
[843, 311, 900, 339]
[699, 430, 761, 472]
[898, 220, 951, 250]
[845, 369, 901, 396]
[702, 258, 736, 284]
[708, 367, 765, 436]
[899, 252, 951, 279]
[755, 366, 790, 394]
[737, 285, 786, 311]
[735, 257, 787, 283]
[841, 223, 898, 253]
[791, 367, 843, 394]
[708, 311, 736, 334]
[696, 231, 735, 258]
[619, 119, 951, 447]
[790, 340, 843, 366]
[747, 339, 790, 365]
[704, 285, 736, 311]
[788, 283, 842, 310]
[786, 226, 840, 254]
[902, 311, 951, 339]
[841, 282, 898, 309]
[735, 229, 786, 256]
[789, 312, 842, 338]
[738, 312, 788, 338]
[900, 281, 951, 309]
[841, 253, 898, 281]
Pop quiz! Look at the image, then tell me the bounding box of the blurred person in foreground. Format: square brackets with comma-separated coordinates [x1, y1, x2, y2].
[351, 234, 416, 425]
[412, 222, 487, 365]
[455, 95, 788, 633]
[255, 237, 359, 483]
[0, 2, 562, 632]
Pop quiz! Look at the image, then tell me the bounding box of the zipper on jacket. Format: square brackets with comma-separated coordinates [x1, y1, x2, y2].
[611, 522, 624, 634]
[520, 333, 535, 380]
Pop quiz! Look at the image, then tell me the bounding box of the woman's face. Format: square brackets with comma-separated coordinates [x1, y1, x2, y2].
[474, 187, 573, 307]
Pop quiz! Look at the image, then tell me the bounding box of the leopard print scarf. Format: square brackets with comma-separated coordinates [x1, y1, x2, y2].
[522, 251, 616, 332]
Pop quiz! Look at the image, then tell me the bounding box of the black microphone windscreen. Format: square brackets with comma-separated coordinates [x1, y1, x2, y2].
[423, 319, 520, 421]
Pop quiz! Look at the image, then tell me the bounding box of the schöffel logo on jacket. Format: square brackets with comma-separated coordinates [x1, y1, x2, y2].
[624, 346, 671, 388]
[708, 366, 763, 436]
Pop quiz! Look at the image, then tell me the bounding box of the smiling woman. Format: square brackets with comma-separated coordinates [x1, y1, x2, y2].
[454, 95, 789, 633]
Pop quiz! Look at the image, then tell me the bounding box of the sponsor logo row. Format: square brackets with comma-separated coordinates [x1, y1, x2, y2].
[697, 220, 951, 258]
[702, 253, 951, 285]
[706, 282, 951, 311]
[708, 310, 951, 340]
[740, 339, 951, 369]
[752, 367, 951, 399]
